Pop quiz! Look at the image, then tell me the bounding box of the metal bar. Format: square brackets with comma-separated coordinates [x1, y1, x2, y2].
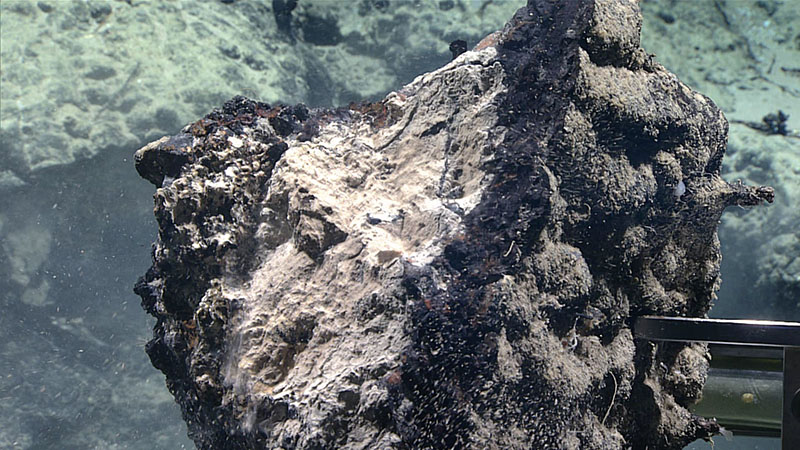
[633, 316, 800, 347]
[709, 343, 784, 364]
[783, 347, 800, 450]
[632, 315, 800, 448]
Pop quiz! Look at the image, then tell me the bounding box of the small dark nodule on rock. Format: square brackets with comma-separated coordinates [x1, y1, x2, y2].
[449, 39, 467, 60]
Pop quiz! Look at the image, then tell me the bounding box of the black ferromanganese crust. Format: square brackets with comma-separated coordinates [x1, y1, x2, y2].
[134, 1, 773, 448]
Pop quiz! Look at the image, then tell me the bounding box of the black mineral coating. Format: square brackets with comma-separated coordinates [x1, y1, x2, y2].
[217, 95, 272, 119]
[199, 95, 273, 135]
[297, 117, 320, 142]
[266, 141, 289, 165]
[268, 104, 311, 136]
[135, 133, 193, 187]
[134, 266, 161, 315]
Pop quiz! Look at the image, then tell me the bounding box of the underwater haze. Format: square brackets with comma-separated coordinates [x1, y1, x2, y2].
[1, 0, 797, 449]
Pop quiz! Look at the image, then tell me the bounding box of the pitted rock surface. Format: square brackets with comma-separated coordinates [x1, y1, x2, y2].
[134, 0, 773, 448]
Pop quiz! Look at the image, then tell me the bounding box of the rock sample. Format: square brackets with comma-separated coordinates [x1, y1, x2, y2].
[134, 0, 773, 448]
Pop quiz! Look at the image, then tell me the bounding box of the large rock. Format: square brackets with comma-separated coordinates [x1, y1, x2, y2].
[134, 0, 773, 448]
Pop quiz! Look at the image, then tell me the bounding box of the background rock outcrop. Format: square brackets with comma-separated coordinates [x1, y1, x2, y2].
[135, 0, 773, 448]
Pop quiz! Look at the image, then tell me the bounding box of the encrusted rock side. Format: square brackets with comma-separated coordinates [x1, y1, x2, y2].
[134, 0, 773, 448]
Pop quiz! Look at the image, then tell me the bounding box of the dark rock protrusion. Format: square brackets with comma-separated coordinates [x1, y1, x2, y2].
[449, 39, 467, 60]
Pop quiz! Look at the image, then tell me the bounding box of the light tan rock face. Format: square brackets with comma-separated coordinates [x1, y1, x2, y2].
[221, 49, 507, 447]
[134, 0, 772, 449]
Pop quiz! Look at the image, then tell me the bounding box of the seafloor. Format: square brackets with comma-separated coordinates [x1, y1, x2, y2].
[0, 1, 797, 449]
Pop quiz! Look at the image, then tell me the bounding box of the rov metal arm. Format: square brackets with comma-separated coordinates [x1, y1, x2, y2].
[634, 316, 800, 449]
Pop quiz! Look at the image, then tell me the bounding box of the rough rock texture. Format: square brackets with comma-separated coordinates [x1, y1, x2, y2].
[134, 0, 773, 448]
[0, 2, 518, 448]
[639, 0, 800, 322]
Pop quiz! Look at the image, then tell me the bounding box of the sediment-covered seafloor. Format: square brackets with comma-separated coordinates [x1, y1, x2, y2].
[134, 0, 774, 448]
